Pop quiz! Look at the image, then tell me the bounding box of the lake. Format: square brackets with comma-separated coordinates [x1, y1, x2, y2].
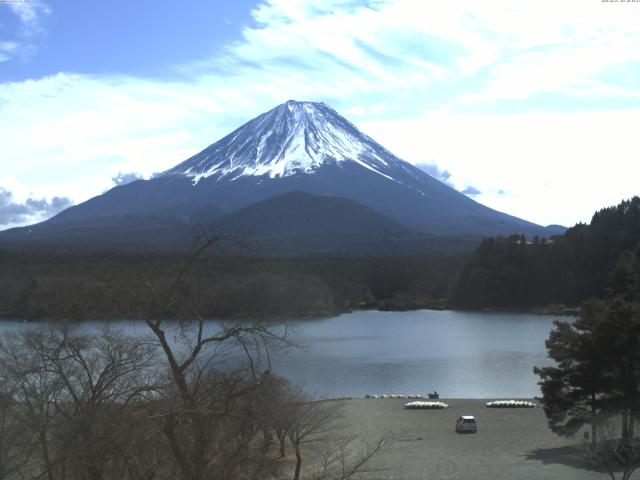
[272, 310, 558, 399]
[0, 310, 560, 399]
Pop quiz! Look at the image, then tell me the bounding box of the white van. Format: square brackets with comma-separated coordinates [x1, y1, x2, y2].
[455, 416, 477, 433]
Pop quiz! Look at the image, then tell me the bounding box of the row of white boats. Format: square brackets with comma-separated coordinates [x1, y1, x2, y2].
[404, 401, 450, 409]
[318, 396, 538, 409]
[485, 400, 537, 408]
[365, 394, 428, 399]
[403, 399, 538, 409]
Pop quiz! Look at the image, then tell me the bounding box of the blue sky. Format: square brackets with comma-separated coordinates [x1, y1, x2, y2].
[1, 0, 640, 229]
[0, 1, 257, 80]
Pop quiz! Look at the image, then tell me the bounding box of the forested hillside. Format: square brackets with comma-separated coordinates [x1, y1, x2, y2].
[453, 197, 640, 309]
[4, 197, 639, 320]
[0, 253, 459, 320]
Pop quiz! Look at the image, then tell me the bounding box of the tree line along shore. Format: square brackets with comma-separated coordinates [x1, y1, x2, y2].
[1, 197, 639, 321]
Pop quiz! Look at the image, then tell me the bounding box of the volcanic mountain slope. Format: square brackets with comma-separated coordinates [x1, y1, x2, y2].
[215, 191, 428, 255]
[0, 100, 563, 252]
[0, 192, 477, 255]
[217, 191, 411, 237]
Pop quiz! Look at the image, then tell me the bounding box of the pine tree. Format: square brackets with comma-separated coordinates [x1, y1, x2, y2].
[535, 251, 640, 444]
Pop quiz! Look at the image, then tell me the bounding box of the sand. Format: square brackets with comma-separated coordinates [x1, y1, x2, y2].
[330, 398, 604, 480]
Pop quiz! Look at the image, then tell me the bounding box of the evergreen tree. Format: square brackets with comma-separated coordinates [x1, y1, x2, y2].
[535, 252, 640, 445]
[534, 305, 608, 442]
[454, 196, 640, 309]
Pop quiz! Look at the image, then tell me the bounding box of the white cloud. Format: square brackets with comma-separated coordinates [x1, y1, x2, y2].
[0, 41, 18, 62]
[1, 0, 640, 229]
[0, 0, 50, 62]
[415, 162, 454, 188]
[359, 109, 640, 227]
[112, 172, 144, 186]
[0, 186, 72, 228]
[7, 0, 50, 35]
[461, 186, 481, 196]
[0, 73, 224, 190]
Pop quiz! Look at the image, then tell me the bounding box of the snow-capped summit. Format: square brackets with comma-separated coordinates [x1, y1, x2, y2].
[164, 100, 414, 184]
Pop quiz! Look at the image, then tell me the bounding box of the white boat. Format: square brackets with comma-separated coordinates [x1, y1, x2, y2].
[485, 400, 536, 408]
[404, 401, 449, 409]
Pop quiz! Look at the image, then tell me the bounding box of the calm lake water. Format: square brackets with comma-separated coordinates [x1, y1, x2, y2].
[274, 310, 557, 398]
[0, 310, 560, 399]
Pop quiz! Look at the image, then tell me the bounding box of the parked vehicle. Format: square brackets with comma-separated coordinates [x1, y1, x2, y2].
[455, 416, 477, 433]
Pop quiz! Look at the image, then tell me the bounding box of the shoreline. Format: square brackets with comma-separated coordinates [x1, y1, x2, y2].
[0, 303, 580, 323]
[332, 398, 600, 480]
[317, 396, 541, 402]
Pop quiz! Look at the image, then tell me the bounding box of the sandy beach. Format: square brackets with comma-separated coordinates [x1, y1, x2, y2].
[331, 398, 603, 480]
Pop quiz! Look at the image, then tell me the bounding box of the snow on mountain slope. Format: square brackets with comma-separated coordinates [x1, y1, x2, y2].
[163, 100, 417, 185]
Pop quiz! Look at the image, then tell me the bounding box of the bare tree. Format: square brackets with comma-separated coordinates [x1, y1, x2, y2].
[39, 326, 158, 480]
[286, 392, 343, 480]
[255, 372, 294, 458]
[0, 389, 28, 480]
[0, 329, 67, 480]
[123, 234, 291, 480]
[281, 390, 395, 480]
[582, 420, 640, 480]
[311, 432, 392, 480]
[0, 325, 159, 480]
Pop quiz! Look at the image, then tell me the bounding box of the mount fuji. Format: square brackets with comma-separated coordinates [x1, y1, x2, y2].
[0, 101, 563, 253]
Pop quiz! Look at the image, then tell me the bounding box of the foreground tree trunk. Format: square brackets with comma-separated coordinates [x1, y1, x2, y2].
[277, 431, 287, 458]
[293, 445, 302, 480]
[591, 392, 598, 444]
